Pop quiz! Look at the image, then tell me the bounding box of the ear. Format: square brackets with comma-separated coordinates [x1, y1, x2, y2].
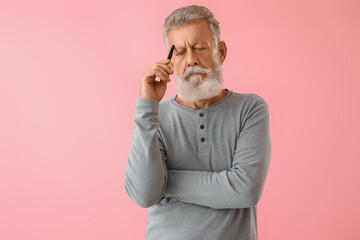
[217, 41, 227, 64]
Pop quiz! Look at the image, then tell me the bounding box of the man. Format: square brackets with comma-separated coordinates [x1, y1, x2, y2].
[124, 5, 271, 240]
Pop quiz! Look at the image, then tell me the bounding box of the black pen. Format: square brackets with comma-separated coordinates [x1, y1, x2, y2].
[167, 45, 175, 60]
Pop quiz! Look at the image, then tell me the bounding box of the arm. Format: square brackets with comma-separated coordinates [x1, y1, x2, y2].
[124, 98, 168, 208]
[164, 102, 271, 209]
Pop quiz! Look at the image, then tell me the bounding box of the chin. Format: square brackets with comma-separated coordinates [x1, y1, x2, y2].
[176, 77, 223, 102]
[188, 74, 203, 85]
[176, 61, 224, 102]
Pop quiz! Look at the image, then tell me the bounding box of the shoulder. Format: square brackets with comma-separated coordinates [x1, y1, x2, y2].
[227, 92, 271, 131]
[230, 91, 269, 109]
[229, 91, 270, 126]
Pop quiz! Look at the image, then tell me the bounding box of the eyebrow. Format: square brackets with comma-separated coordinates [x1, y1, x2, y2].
[176, 42, 205, 51]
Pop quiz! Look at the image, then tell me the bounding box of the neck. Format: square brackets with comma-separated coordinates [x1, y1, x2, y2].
[175, 89, 228, 110]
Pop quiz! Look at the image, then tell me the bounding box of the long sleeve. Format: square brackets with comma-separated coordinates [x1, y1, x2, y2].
[124, 98, 168, 208]
[164, 102, 271, 209]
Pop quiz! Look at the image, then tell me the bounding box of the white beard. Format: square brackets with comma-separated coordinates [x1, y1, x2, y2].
[175, 59, 224, 102]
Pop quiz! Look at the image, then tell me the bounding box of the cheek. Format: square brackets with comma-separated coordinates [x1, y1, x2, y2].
[173, 67, 181, 77]
[176, 69, 186, 77]
[174, 63, 185, 75]
[202, 54, 216, 67]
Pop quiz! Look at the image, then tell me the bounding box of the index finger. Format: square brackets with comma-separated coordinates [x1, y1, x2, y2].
[158, 59, 171, 64]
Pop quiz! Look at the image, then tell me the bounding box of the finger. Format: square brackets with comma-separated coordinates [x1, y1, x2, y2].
[141, 70, 156, 82]
[157, 63, 174, 74]
[154, 66, 170, 80]
[154, 69, 170, 82]
[158, 67, 172, 81]
[157, 59, 171, 64]
[157, 64, 173, 75]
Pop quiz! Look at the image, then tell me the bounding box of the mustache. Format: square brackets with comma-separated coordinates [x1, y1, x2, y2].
[181, 65, 211, 79]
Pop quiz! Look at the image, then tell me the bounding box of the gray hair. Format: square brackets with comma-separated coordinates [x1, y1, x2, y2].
[163, 5, 221, 52]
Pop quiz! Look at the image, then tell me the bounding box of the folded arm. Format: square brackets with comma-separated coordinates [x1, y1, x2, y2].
[164, 102, 271, 209]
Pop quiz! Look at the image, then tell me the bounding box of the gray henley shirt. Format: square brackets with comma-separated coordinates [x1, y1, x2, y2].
[124, 89, 272, 240]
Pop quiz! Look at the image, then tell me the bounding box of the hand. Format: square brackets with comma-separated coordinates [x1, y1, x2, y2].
[140, 59, 174, 102]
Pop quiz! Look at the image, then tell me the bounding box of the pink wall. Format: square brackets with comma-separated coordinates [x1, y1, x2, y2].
[1, 0, 359, 239]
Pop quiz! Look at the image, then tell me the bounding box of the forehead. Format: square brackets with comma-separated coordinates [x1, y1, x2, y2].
[167, 20, 214, 48]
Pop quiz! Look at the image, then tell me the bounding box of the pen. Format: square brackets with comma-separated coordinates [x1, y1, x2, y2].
[167, 45, 175, 60]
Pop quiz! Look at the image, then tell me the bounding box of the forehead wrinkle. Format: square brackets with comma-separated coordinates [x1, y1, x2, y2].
[176, 41, 205, 50]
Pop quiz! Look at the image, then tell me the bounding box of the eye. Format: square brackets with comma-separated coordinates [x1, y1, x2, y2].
[196, 48, 205, 50]
[177, 52, 185, 56]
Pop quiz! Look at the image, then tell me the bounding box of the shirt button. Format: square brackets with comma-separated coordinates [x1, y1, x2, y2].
[201, 138, 205, 142]
[199, 113, 204, 117]
[200, 125, 204, 129]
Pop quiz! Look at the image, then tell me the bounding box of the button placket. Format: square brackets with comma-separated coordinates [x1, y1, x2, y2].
[198, 111, 208, 150]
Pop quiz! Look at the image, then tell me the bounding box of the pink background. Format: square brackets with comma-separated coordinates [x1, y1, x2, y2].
[1, 0, 359, 239]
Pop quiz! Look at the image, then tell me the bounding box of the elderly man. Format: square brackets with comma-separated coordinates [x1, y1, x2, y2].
[124, 5, 271, 240]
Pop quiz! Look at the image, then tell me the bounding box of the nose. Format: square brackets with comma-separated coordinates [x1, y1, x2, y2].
[187, 49, 198, 67]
